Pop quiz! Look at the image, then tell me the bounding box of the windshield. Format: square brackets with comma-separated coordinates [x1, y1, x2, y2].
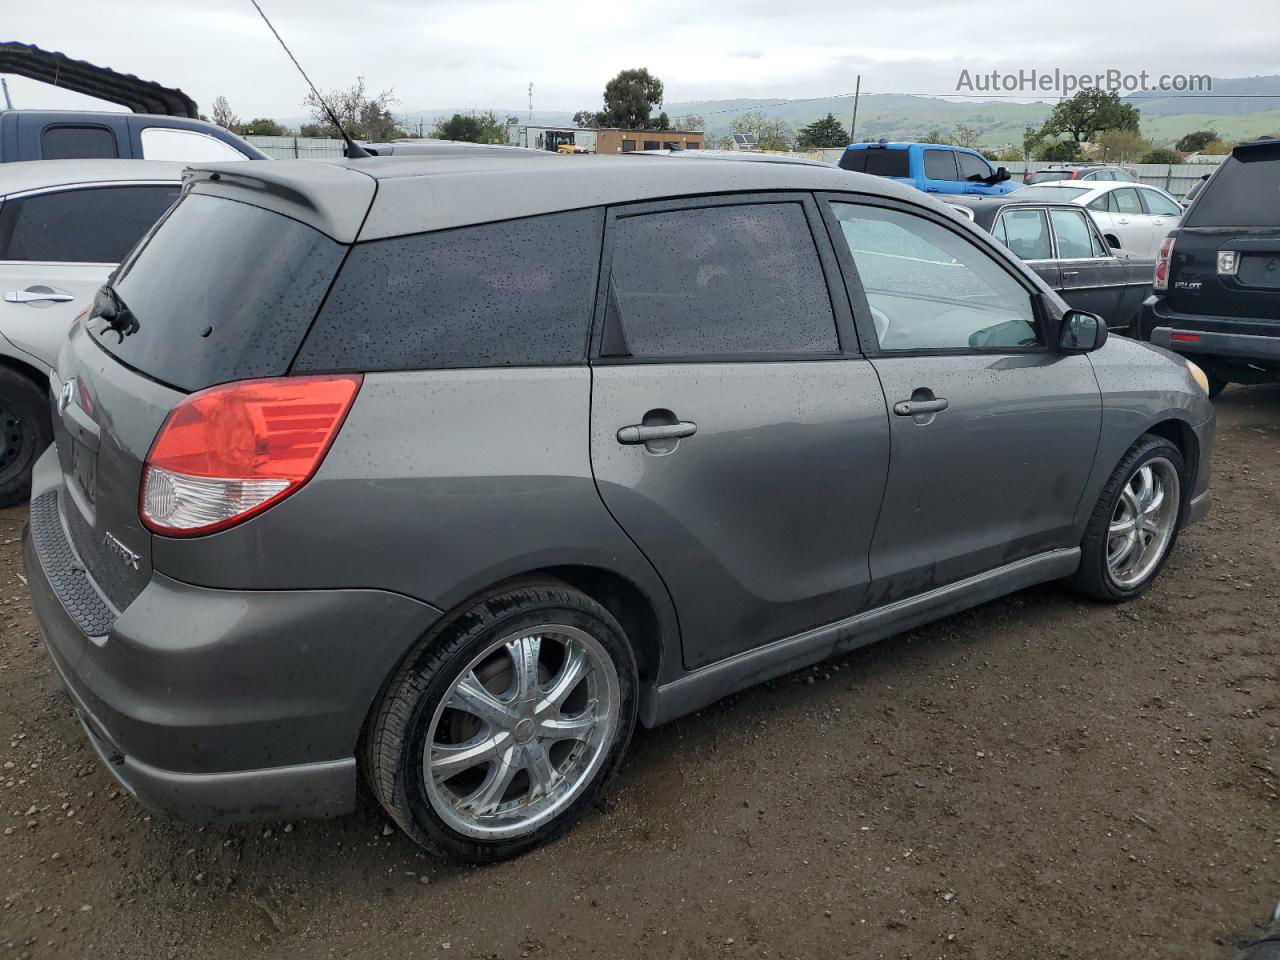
[1012, 185, 1092, 202]
[93, 193, 346, 392]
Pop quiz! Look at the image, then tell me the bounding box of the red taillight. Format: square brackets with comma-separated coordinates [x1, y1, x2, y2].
[1170, 332, 1201, 343]
[1153, 236, 1175, 291]
[141, 375, 362, 537]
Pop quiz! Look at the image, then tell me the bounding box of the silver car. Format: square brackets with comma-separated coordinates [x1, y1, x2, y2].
[0, 160, 184, 504]
[23, 154, 1214, 863]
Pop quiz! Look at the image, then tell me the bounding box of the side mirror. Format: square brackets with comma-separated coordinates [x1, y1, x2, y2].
[1058, 309, 1108, 353]
[995, 166, 1011, 183]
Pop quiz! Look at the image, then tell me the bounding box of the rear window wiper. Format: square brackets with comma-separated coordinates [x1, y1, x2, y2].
[91, 284, 139, 344]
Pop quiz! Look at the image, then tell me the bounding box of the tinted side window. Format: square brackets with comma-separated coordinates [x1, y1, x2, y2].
[298, 209, 602, 373]
[0, 184, 180, 262]
[1049, 208, 1096, 258]
[998, 208, 1052, 260]
[40, 125, 119, 160]
[956, 152, 992, 181]
[1087, 194, 1114, 212]
[1113, 188, 1143, 214]
[605, 202, 838, 358]
[842, 149, 910, 178]
[831, 202, 1037, 351]
[924, 149, 959, 181]
[1112, 169, 1135, 181]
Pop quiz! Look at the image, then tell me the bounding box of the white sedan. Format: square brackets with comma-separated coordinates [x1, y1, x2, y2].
[1009, 181, 1183, 259]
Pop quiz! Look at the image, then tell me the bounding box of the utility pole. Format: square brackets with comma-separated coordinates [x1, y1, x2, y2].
[528, 82, 533, 121]
[849, 74, 861, 143]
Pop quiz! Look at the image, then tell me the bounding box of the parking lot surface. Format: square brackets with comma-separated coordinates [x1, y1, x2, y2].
[1, 385, 1277, 960]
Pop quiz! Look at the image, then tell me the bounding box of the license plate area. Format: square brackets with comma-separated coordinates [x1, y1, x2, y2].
[71, 440, 97, 507]
[1237, 253, 1280, 290]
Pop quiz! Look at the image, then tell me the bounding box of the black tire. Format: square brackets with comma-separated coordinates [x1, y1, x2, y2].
[1205, 371, 1228, 399]
[0, 368, 53, 508]
[362, 578, 638, 862]
[1070, 435, 1186, 602]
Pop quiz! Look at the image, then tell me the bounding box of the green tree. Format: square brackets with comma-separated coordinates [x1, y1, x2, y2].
[1140, 147, 1180, 164]
[1022, 124, 1046, 160]
[599, 68, 664, 128]
[922, 127, 950, 145]
[573, 110, 601, 128]
[1036, 140, 1083, 162]
[797, 113, 849, 148]
[732, 112, 795, 151]
[432, 111, 506, 144]
[244, 118, 289, 137]
[1095, 128, 1151, 162]
[1040, 90, 1140, 143]
[1175, 129, 1219, 153]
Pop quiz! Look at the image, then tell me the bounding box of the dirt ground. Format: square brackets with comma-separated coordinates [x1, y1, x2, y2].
[0, 385, 1277, 960]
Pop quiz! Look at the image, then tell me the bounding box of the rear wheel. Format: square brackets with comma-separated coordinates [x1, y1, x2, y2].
[1070, 435, 1185, 601]
[0, 369, 52, 508]
[363, 579, 637, 862]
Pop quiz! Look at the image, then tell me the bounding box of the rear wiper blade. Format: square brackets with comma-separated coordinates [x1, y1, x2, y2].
[91, 285, 139, 343]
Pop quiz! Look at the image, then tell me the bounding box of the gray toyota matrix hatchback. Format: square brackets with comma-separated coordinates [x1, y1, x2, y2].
[23, 154, 1214, 862]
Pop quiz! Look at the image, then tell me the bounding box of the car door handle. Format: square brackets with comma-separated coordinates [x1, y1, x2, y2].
[893, 398, 949, 416]
[1116, 217, 1130, 224]
[1062, 270, 1080, 278]
[4, 288, 75, 304]
[617, 421, 697, 444]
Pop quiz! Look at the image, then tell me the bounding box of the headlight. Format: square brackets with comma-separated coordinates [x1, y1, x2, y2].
[1186, 360, 1210, 396]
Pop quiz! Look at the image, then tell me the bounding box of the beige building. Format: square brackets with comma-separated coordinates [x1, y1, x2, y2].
[594, 128, 705, 153]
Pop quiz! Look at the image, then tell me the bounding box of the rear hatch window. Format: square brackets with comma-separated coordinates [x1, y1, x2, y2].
[92, 193, 345, 392]
[839, 148, 909, 178]
[1184, 148, 1280, 228]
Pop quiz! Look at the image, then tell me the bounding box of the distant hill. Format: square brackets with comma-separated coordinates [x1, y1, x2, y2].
[279, 76, 1280, 149]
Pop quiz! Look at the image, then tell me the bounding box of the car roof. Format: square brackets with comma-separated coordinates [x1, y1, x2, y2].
[945, 195, 1095, 227]
[846, 142, 975, 152]
[185, 153, 931, 243]
[0, 158, 188, 196]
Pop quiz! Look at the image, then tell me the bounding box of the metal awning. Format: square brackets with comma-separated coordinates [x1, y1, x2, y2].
[0, 41, 198, 117]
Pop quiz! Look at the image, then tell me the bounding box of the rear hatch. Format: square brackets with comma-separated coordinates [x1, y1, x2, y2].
[1168, 142, 1280, 323]
[53, 184, 351, 606]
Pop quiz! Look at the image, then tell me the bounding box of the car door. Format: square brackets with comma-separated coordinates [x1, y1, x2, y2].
[1137, 186, 1182, 255]
[0, 182, 181, 369]
[818, 194, 1101, 606]
[1108, 187, 1154, 256]
[992, 206, 1060, 290]
[588, 194, 892, 669]
[1047, 206, 1129, 326]
[921, 148, 964, 195]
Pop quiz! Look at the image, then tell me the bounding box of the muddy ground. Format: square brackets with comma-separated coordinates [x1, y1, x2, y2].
[1, 385, 1277, 960]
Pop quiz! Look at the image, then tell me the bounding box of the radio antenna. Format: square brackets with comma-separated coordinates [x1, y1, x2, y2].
[248, 0, 371, 159]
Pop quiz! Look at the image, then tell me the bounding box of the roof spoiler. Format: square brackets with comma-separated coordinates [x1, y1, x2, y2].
[1232, 136, 1280, 160]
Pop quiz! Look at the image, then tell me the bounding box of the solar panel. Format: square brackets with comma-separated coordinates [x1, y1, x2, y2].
[731, 133, 760, 151]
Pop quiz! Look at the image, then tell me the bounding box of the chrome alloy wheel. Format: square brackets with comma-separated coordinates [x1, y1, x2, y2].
[423, 624, 620, 840]
[1107, 456, 1181, 589]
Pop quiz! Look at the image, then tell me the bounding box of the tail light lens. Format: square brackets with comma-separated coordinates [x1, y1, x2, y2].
[141, 375, 362, 537]
[1153, 236, 1175, 291]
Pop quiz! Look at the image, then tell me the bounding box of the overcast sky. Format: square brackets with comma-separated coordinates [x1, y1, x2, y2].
[6, 0, 1277, 119]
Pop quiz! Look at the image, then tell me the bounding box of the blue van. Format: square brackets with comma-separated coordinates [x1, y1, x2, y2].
[839, 142, 1020, 196]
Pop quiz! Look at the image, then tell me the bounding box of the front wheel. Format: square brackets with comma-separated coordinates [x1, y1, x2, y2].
[1070, 435, 1186, 602]
[363, 579, 637, 862]
[0, 368, 53, 508]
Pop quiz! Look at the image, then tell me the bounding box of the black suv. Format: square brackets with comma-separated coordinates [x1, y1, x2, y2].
[1140, 138, 1280, 396]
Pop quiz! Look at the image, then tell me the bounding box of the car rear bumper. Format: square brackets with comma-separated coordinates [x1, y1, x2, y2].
[1141, 297, 1280, 365]
[22, 446, 442, 823]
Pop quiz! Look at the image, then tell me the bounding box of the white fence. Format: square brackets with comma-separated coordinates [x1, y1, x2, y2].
[245, 135, 346, 159]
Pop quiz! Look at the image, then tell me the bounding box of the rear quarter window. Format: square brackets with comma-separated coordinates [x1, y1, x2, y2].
[295, 208, 603, 373]
[40, 125, 119, 160]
